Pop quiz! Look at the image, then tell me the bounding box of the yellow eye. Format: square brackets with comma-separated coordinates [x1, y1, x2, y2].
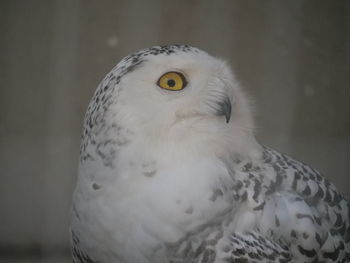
[157, 71, 187, 91]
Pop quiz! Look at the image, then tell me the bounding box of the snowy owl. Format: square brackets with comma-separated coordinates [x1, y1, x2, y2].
[70, 45, 349, 263]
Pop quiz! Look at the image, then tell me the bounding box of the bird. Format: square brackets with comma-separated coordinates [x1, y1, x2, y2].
[70, 44, 350, 263]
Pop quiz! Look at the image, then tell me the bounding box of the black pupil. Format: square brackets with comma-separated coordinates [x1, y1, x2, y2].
[167, 79, 176, 87]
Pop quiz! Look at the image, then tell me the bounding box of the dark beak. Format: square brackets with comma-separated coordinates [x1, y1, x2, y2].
[216, 96, 232, 123]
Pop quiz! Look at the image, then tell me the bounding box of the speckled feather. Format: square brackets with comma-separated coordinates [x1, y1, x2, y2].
[71, 45, 350, 263]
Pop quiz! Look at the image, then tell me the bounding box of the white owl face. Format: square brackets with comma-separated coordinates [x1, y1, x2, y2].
[112, 46, 246, 138]
[83, 45, 255, 158]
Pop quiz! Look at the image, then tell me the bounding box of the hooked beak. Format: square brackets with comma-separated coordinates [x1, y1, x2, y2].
[216, 95, 232, 123]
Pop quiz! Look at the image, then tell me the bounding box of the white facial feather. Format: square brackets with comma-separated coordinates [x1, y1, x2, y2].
[110, 47, 256, 159]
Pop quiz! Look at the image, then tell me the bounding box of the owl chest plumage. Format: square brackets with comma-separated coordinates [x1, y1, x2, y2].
[72, 143, 236, 262]
[72, 145, 349, 263]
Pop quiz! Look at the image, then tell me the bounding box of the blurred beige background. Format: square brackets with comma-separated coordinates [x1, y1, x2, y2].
[0, 0, 349, 262]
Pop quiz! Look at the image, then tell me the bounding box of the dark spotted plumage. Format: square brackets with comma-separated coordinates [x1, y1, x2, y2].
[227, 232, 292, 262]
[255, 147, 349, 262]
[156, 146, 349, 263]
[71, 231, 97, 263]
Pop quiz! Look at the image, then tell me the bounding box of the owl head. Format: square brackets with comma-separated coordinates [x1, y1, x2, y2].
[83, 45, 256, 160]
